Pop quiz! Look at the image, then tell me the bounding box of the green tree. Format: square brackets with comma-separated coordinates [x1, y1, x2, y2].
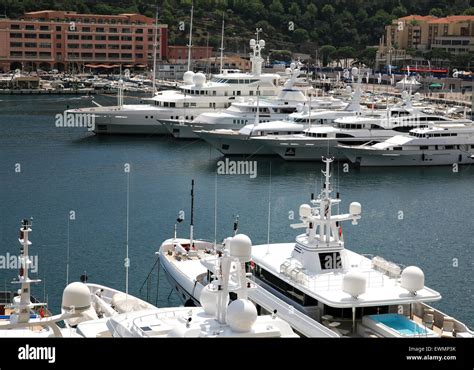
[462, 7, 474, 15]
[321, 4, 335, 21]
[288, 2, 301, 18]
[429, 8, 444, 17]
[319, 45, 336, 66]
[292, 28, 309, 44]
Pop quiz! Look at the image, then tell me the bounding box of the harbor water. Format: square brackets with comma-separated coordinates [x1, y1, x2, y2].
[0, 95, 472, 328]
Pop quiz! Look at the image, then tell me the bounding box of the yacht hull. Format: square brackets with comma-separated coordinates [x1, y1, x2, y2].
[196, 131, 275, 155]
[343, 149, 474, 166]
[161, 120, 252, 140]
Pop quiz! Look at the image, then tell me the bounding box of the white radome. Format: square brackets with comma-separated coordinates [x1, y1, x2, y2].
[226, 299, 257, 332]
[62, 282, 91, 312]
[229, 234, 252, 262]
[299, 204, 312, 218]
[199, 284, 219, 315]
[343, 270, 367, 298]
[193, 72, 206, 87]
[183, 70, 195, 84]
[350, 202, 362, 215]
[401, 266, 425, 294]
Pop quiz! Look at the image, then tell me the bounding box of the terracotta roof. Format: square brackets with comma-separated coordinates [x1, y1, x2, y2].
[428, 15, 474, 24]
[398, 15, 435, 21]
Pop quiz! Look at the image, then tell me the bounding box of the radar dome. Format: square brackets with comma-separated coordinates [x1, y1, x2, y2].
[414, 92, 421, 101]
[401, 90, 409, 100]
[62, 282, 91, 312]
[346, 86, 352, 94]
[290, 62, 296, 70]
[250, 39, 256, 47]
[350, 202, 362, 215]
[183, 71, 195, 85]
[351, 67, 359, 77]
[199, 284, 219, 315]
[285, 68, 292, 75]
[299, 204, 312, 218]
[229, 234, 252, 262]
[259, 40, 265, 48]
[296, 103, 304, 112]
[343, 270, 367, 298]
[193, 72, 206, 87]
[226, 299, 257, 332]
[401, 266, 424, 294]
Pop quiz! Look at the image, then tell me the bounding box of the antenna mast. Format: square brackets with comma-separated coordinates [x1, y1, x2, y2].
[187, 3, 194, 71]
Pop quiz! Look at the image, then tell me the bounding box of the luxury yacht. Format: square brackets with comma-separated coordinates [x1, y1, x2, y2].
[249, 158, 473, 338]
[77, 235, 297, 338]
[64, 39, 281, 135]
[157, 162, 473, 338]
[254, 103, 472, 161]
[340, 123, 474, 166]
[194, 86, 364, 156]
[160, 65, 347, 139]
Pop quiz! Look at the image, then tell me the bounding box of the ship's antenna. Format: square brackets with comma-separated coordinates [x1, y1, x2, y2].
[219, 12, 225, 74]
[125, 168, 130, 303]
[190, 179, 195, 247]
[214, 174, 218, 249]
[233, 214, 239, 236]
[187, 2, 194, 71]
[66, 216, 70, 285]
[266, 161, 272, 253]
[151, 2, 159, 97]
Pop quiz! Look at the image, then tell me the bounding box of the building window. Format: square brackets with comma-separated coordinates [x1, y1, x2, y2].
[56, 26, 62, 31]
[136, 45, 143, 50]
[10, 33, 22, 38]
[67, 35, 79, 40]
[95, 53, 106, 58]
[39, 52, 51, 57]
[56, 43, 62, 48]
[135, 53, 143, 58]
[81, 35, 93, 40]
[25, 42, 37, 48]
[11, 24, 20, 30]
[39, 34, 51, 39]
[121, 36, 132, 41]
[96, 27, 105, 32]
[108, 44, 119, 49]
[10, 51, 22, 57]
[95, 35, 106, 41]
[82, 27, 91, 32]
[135, 36, 143, 41]
[109, 28, 118, 33]
[25, 25, 35, 30]
[56, 34, 61, 39]
[121, 45, 132, 49]
[121, 53, 132, 59]
[39, 25, 49, 31]
[67, 44, 79, 49]
[109, 53, 119, 58]
[108, 35, 119, 41]
[24, 33, 37, 39]
[25, 51, 37, 57]
[10, 42, 22, 47]
[39, 43, 51, 48]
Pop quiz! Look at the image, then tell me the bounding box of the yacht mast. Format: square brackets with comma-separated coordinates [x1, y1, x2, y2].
[190, 179, 195, 247]
[219, 13, 225, 73]
[152, 3, 159, 97]
[187, 3, 194, 71]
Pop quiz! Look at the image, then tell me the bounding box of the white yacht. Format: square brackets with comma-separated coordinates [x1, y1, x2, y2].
[194, 86, 364, 156]
[254, 103, 472, 161]
[340, 124, 474, 166]
[161, 66, 347, 139]
[0, 220, 89, 337]
[77, 236, 297, 338]
[250, 158, 473, 338]
[65, 39, 281, 135]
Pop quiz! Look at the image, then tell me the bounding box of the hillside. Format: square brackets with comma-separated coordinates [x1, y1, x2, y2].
[1, 0, 473, 58]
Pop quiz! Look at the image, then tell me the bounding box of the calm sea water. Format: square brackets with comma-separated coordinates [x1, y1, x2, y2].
[0, 94, 472, 328]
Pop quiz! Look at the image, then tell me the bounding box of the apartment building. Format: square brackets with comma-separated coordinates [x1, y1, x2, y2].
[0, 10, 168, 72]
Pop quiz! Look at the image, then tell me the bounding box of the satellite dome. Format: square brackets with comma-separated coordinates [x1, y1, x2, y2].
[226, 299, 257, 332]
[229, 234, 252, 262]
[349, 202, 361, 215]
[199, 284, 220, 315]
[343, 270, 367, 298]
[351, 67, 359, 76]
[193, 72, 206, 87]
[285, 68, 292, 75]
[401, 266, 424, 294]
[259, 40, 265, 48]
[401, 90, 409, 100]
[346, 86, 352, 94]
[299, 204, 311, 218]
[249, 39, 256, 47]
[183, 71, 195, 84]
[62, 282, 91, 312]
[290, 62, 296, 70]
[296, 103, 304, 112]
